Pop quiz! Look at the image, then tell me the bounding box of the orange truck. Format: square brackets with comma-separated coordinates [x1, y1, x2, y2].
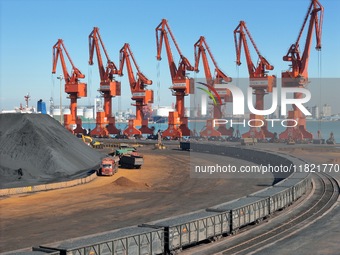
[98, 156, 120, 176]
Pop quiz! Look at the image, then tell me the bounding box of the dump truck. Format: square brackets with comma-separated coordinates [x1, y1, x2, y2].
[98, 156, 120, 176]
[180, 141, 190, 151]
[112, 145, 144, 169]
[120, 152, 144, 169]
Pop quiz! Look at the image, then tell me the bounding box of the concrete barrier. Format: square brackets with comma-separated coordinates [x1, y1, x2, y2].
[240, 138, 257, 145]
[0, 171, 97, 197]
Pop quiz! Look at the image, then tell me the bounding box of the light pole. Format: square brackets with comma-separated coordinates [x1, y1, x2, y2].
[57, 74, 64, 124]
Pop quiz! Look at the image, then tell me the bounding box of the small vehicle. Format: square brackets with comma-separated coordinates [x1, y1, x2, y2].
[114, 147, 144, 169]
[81, 134, 103, 148]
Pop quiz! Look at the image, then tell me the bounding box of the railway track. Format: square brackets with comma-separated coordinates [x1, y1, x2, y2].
[181, 158, 339, 255]
[220, 172, 339, 255]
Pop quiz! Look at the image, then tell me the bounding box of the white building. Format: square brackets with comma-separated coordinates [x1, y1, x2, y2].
[322, 104, 332, 117]
[312, 105, 319, 119]
[152, 106, 174, 117]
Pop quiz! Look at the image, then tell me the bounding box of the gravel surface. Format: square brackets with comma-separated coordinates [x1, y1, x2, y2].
[0, 113, 104, 188]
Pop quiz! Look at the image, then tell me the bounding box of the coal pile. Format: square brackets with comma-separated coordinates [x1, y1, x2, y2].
[0, 113, 104, 188]
[112, 177, 149, 189]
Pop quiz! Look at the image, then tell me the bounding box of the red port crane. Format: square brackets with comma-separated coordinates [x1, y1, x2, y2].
[119, 43, 154, 137]
[88, 27, 121, 137]
[279, 0, 323, 141]
[156, 19, 195, 139]
[234, 20, 276, 140]
[194, 36, 233, 137]
[52, 39, 87, 133]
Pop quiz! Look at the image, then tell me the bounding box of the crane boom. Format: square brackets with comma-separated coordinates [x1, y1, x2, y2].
[283, 0, 323, 81]
[52, 39, 85, 83]
[194, 36, 232, 93]
[155, 19, 195, 91]
[234, 21, 274, 79]
[119, 43, 152, 94]
[89, 27, 120, 82]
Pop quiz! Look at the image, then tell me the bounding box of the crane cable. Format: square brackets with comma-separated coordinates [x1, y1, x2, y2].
[51, 74, 55, 114]
[86, 65, 92, 130]
[157, 62, 160, 108]
[193, 71, 197, 135]
[317, 50, 322, 138]
[235, 64, 240, 138]
[118, 81, 121, 119]
[87, 66, 92, 106]
[156, 61, 162, 130]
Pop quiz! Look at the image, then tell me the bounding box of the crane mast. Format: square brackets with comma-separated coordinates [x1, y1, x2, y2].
[156, 19, 195, 138]
[194, 36, 234, 137]
[279, 0, 323, 141]
[119, 43, 154, 137]
[234, 20, 276, 140]
[52, 39, 87, 133]
[88, 27, 121, 136]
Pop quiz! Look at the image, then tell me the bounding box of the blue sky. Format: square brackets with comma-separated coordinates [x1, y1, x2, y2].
[1, 0, 339, 113]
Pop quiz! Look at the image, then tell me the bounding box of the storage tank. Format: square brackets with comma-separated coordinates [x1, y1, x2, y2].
[37, 100, 47, 114]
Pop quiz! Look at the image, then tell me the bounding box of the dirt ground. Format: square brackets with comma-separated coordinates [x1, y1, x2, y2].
[0, 144, 274, 252]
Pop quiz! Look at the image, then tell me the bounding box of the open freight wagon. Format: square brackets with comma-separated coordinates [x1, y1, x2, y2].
[141, 209, 230, 254]
[37, 226, 163, 255]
